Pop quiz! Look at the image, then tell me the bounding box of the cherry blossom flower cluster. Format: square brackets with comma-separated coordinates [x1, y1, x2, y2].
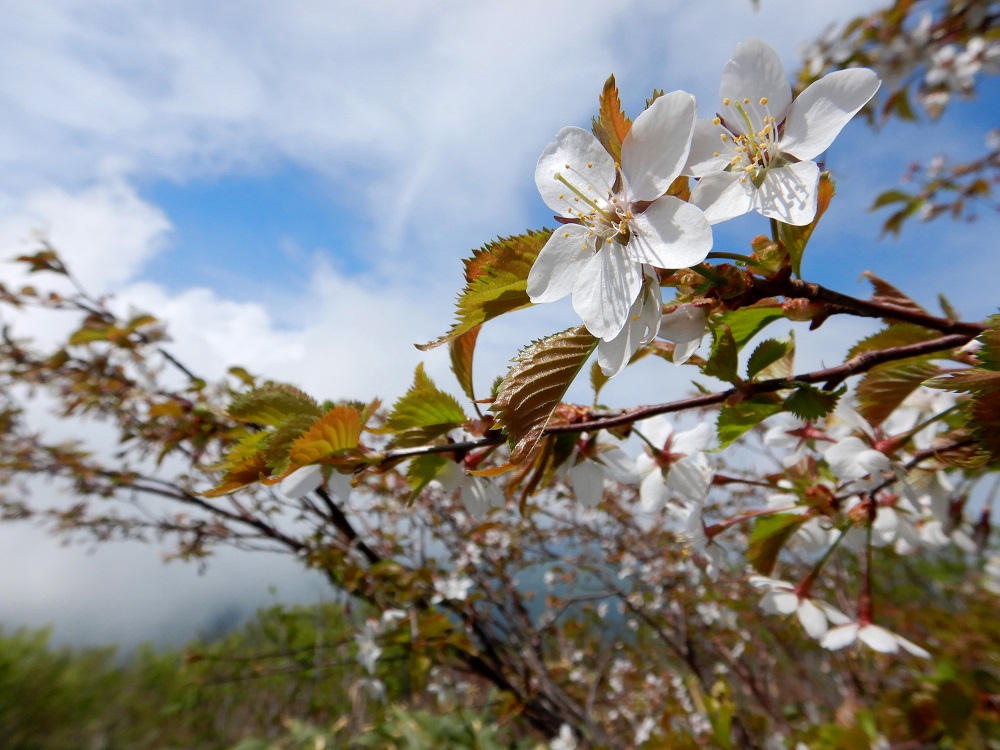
[528, 39, 879, 375]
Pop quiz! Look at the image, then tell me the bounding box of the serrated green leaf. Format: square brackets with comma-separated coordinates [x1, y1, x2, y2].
[747, 336, 794, 381]
[492, 326, 598, 466]
[201, 430, 271, 497]
[417, 230, 550, 350]
[783, 384, 845, 421]
[975, 314, 1000, 371]
[703, 324, 740, 384]
[856, 357, 942, 427]
[590, 360, 610, 402]
[747, 513, 806, 575]
[227, 383, 322, 427]
[385, 363, 467, 447]
[261, 414, 318, 474]
[406, 454, 447, 498]
[449, 326, 480, 402]
[925, 368, 1000, 394]
[847, 323, 939, 359]
[288, 406, 362, 465]
[716, 397, 784, 449]
[776, 172, 834, 277]
[715, 305, 785, 350]
[591, 74, 631, 164]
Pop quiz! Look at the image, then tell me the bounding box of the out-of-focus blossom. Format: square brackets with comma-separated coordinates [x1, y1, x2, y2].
[821, 620, 930, 658]
[636, 417, 715, 512]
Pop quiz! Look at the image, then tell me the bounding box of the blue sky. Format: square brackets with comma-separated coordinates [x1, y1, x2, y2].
[0, 0, 995, 648]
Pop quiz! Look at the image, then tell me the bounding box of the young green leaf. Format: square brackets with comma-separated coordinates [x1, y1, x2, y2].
[703, 324, 740, 384]
[747, 513, 807, 575]
[747, 336, 795, 381]
[449, 326, 480, 403]
[716, 396, 784, 449]
[385, 363, 468, 447]
[715, 305, 785, 351]
[227, 383, 322, 427]
[418, 230, 550, 350]
[783, 384, 845, 421]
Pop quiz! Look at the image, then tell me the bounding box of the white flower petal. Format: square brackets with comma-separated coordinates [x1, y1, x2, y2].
[527, 226, 592, 304]
[535, 126, 617, 216]
[797, 599, 829, 639]
[857, 624, 900, 654]
[640, 470, 669, 513]
[895, 634, 931, 659]
[640, 415, 674, 449]
[658, 304, 708, 364]
[621, 90, 696, 201]
[673, 422, 713, 455]
[719, 39, 793, 133]
[569, 460, 606, 508]
[780, 69, 881, 161]
[573, 244, 642, 340]
[595, 447, 638, 484]
[462, 476, 503, 519]
[755, 161, 820, 226]
[761, 590, 798, 615]
[629, 195, 713, 268]
[279, 465, 325, 500]
[690, 171, 756, 224]
[685, 118, 738, 177]
[820, 623, 859, 651]
[665, 454, 713, 502]
[327, 471, 352, 503]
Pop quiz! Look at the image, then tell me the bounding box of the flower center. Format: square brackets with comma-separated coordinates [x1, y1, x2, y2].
[713, 96, 783, 188]
[552, 168, 633, 251]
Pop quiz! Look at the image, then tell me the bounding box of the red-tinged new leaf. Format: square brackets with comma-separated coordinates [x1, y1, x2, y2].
[856, 357, 942, 427]
[288, 406, 363, 465]
[747, 513, 807, 575]
[492, 326, 598, 466]
[201, 430, 272, 497]
[975, 315, 1000, 371]
[227, 383, 322, 427]
[861, 270, 927, 315]
[591, 75, 632, 164]
[776, 172, 834, 277]
[261, 414, 320, 474]
[925, 368, 1000, 394]
[450, 326, 480, 402]
[418, 230, 550, 351]
[847, 323, 939, 359]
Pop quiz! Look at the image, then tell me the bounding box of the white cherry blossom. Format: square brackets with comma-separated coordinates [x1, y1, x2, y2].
[749, 575, 851, 639]
[636, 418, 715, 512]
[821, 621, 930, 658]
[657, 303, 709, 364]
[596, 268, 663, 377]
[563, 435, 638, 508]
[434, 460, 505, 520]
[529, 91, 712, 341]
[687, 39, 880, 225]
